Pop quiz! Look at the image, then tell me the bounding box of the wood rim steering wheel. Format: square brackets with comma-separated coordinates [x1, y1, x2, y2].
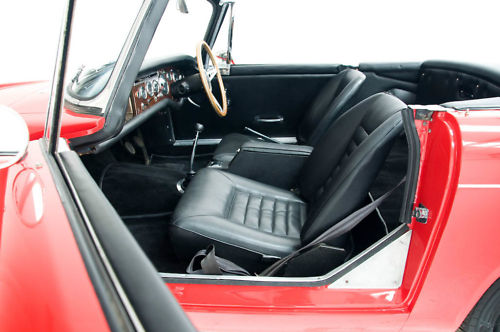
[196, 41, 228, 117]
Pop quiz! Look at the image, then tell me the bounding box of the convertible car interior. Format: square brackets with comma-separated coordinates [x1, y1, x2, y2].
[77, 56, 500, 279]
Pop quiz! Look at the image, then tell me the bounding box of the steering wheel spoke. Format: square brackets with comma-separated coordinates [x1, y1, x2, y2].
[206, 66, 217, 82]
[196, 41, 228, 117]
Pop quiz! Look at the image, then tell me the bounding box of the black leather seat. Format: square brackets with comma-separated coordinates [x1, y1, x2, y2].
[172, 93, 406, 271]
[213, 69, 366, 163]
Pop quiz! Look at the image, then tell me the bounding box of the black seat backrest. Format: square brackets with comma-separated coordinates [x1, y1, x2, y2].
[297, 92, 406, 243]
[297, 69, 366, 146]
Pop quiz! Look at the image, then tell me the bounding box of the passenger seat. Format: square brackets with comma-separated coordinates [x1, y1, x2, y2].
[213, 69, 366, 163]
[171, 92, 407, 271]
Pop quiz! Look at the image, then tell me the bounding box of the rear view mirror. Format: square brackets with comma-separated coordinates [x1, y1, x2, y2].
[177, 0, 189, 14]
[0, 106, 29, 169]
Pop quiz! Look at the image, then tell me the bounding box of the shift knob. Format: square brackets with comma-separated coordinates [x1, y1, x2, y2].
[195, 123, 204, 133]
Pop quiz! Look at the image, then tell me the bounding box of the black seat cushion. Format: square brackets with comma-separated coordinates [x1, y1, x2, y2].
[212, 69, 365, 163]
[171, 168, 306, 264]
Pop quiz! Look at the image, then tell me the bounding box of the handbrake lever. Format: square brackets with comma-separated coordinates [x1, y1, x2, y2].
[244, 127, 282, 144]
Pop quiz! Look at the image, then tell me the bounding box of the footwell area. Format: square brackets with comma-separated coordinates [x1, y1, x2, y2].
[95, 153, 212, 217]
[100, 163, 184, 217]
[123, 215, 185, 273]
[86, 152, 212, 273]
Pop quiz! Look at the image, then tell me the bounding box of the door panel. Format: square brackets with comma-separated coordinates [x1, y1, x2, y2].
[169, 64, 343, 141]
[145, 63, 422, 155]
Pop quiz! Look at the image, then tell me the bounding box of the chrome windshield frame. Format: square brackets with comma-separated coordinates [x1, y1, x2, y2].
[43, 0, 75, 154]
[63, 0, 158, 115]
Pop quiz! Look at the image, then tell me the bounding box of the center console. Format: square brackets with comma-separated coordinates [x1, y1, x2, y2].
[209, 141, 313, 189]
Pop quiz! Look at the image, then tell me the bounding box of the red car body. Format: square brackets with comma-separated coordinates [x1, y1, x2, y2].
[1, 0, 500, 330]
[1, 79, 499, 331]
[0, 81, 104, 141]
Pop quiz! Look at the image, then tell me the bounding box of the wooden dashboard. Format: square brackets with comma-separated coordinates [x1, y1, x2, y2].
[126, 67, 184, 121]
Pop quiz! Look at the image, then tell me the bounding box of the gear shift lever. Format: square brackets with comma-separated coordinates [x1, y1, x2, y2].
[178, 123, 204, 192]
[188, 123, 204, 176]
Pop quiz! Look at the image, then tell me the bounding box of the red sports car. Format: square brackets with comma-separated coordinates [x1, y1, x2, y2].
[0, 0, 499, 331]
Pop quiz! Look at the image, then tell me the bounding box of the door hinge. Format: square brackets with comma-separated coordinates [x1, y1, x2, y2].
[412, 204, 429, 224]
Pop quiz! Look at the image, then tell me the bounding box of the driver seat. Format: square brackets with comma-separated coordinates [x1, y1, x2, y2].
[171, 93, 406, 272]
[213, 68, 366, 163]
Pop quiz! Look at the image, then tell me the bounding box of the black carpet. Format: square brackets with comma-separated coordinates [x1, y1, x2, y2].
[100, 162, 184, 217]
[123, 215, 185, 273]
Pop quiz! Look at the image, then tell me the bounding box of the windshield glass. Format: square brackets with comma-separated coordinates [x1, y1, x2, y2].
[144, 0, 213, 62]
[67, 0, 213, 100]
[67, 0, 142, 99]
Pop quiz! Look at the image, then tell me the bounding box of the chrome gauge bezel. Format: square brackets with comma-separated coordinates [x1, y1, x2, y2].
[152, 79, 159, 94]
[158, 74, 168, 95]
[145, 81, 153, 97]
[138, 86, 147, 99]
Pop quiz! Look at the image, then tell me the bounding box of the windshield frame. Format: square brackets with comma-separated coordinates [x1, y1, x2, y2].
[65, 0, 221, 106]
[65, 0, 226, 152]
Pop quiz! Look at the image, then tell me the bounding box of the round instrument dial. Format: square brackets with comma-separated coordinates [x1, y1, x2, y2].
[158, 74, 168, 94]
[146, 81, 153, 96]
[152, 79, 159, 94]
[137, 86, 147, 99]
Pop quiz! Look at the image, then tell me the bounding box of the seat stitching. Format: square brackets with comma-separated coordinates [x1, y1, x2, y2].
[300, 203, 307, 226]
[224, 187, 237, 219]
[271, 198, 276, 233]
[296, 204, 301, 232]
[258, 195, 263, 230]
[285, 200, 289, 235]
[243, 191, 250, 225]
[359, 125, 369, 138]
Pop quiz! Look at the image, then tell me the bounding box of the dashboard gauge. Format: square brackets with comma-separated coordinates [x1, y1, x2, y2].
[173, 72, 179, 81]
[137, 86, 147, 99]
[158, 74, 169, 94]
[178, 73, 184, 80]
[146, 81, 153, 96]
[152, 79, 159, 94]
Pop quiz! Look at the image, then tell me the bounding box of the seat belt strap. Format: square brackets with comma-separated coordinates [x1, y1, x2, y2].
[260, 177, 406, 276]
[186, 244, 251, 276]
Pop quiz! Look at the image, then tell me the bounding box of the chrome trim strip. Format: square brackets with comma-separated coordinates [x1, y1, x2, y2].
[329, 230, 412, 289]
[174, 138, 221, 146]
[173, 136, 297, 147]
[159, 224, 408, 286]
[55, 146, 145, 332]
[408, 104, 450, 112]
[44, 0, 75, 153]
[458, 184, 500, 189]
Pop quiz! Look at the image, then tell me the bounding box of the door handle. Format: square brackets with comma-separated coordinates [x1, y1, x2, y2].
[254, 115, 284, 123]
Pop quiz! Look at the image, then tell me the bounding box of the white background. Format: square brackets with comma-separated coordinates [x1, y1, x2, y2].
[1, 0, 499, 84]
